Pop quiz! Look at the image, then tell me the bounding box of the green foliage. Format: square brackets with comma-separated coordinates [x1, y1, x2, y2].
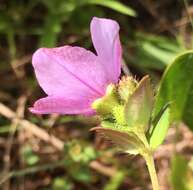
[39, 14, 63, 47]
[21, 145, 39, 166]
[149, 107, 170, 149]
[103, 171, 126, 190]
[40, 0, 75, 47]
[39, 0, 136, 47]
[88, 0, 136, 17]
[0, 125, 12, 133]
[52, 177, 73, 190]
[170, 154, 193, 190]
[0, 0, 136, 50]
[153, 51, 193, 130]
[71, 166, 92, 183]
[67, 141, 97, 163]
[62, 140, 97, 183]
[149, 51, 193, 149]
[134, 33, 184, 71]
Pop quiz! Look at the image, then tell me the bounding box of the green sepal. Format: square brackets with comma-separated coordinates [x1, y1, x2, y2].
[92, 84, 119, 116]
[124, 75, 153, 132]
[90, 126, 146, 155]
[112, 105, 126, 126]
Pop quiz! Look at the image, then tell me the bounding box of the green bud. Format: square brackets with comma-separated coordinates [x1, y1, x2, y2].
[90, 75, 155, 156]
[92, 84, 119, 116]
[118, 76, 137, 102]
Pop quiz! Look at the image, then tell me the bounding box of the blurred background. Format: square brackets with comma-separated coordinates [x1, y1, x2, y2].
[0, 0, 193, 190]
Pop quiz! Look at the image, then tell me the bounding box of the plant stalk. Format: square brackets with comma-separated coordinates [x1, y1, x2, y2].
[144, 153, 160, 190]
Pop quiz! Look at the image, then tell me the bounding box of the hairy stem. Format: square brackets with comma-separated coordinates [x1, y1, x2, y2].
[144, 153, 160, 190]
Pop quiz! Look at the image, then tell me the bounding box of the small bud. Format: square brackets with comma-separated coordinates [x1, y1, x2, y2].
[92, 84, 119, 116]
[118, 76, 137, 102]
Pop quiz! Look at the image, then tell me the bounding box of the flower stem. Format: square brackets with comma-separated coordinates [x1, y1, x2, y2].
[144, 153, 160, 190]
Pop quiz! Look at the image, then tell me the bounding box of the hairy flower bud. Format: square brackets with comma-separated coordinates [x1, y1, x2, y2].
[118, 76, 137, 102]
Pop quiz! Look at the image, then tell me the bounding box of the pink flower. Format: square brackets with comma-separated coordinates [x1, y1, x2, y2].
[30, 17, 122, 115]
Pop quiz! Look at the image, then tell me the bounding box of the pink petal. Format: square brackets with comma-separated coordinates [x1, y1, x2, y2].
[90, 17, 122, 83]
[29, 96, 95, 115]
[32, 46, 108, 101]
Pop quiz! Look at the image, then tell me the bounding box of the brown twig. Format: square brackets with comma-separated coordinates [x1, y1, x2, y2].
[2, 96, 27, 190]
[0, 102, 64, 151]
[0, 102, 121, 179]
[89, 160, 117, 177]
[12, 55, 31, 69]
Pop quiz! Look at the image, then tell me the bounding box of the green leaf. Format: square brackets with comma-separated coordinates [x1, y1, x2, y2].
[134, 33, 183, 70]
[124, 76, 153, 132]
[153, 51, 193, 130]
[88, 0, 136, 17]
[149, 107, 170, 149]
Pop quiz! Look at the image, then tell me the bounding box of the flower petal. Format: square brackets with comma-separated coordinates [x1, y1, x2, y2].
[29, 96, 95, 115]
[90, 17, 122, 83]
[32, 46, 107, 100]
